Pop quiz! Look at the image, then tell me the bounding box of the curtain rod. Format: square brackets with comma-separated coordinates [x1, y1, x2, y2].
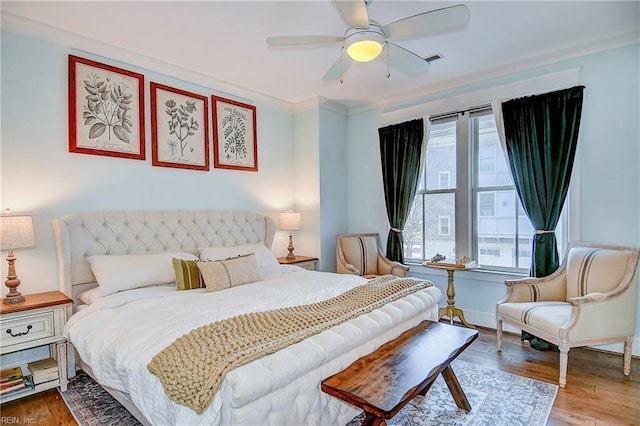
[430, 103, 492, 121]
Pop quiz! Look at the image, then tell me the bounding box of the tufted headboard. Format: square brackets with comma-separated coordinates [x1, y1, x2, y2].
[53, 210, 276, 304]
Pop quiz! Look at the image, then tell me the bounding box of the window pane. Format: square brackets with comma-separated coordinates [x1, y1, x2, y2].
[479, 192, 495, 216]
[476, 115, 511, 187]
[404, 196, 424, 261]
[425, 193, 456, 260]
[426, 120, 456, 190]
[476, 189, 516, 268]
[476, 189, 537, 270]
[517, 201, 534, 269]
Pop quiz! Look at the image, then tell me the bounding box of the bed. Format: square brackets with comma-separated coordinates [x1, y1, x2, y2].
[53, 210, 442, 425]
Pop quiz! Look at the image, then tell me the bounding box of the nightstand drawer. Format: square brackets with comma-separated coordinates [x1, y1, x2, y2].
[277, 256, 319, 271]
[1, 311, 55, 348]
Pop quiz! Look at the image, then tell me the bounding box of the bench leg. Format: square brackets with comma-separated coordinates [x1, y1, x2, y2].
[441, 365, 471, 411]
[362, 413, 386, 426]
[418, 380, 436, 396]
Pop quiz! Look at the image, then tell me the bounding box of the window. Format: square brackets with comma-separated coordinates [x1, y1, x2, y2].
[439, 216, 451, 235]
[403, 109, 568, 273]
[438, 171, 451, 189]
[478, 193, 495, 216]
[480, 248, 500, 257]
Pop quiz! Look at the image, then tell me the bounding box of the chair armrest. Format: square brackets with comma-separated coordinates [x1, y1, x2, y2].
[377, 254, 409, 277]
[341, 263, 360, 275]
[568, 284, 630, 306]
[568, 292, 607, 305]
[563, 290, 638, 341]
[499, 268, 567, 303]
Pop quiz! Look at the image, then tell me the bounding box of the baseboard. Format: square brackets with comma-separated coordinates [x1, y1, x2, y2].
[452, 307, 640, 357]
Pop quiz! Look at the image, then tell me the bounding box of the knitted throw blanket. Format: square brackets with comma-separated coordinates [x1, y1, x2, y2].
[147, 275, 431, 414]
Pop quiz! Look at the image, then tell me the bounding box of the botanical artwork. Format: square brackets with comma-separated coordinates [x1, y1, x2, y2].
[68, 55, 145, 159]
[151, 83, 209, 170]
[212, 96, 257, 171]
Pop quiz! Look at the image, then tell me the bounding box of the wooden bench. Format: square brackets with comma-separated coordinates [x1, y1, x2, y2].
[321, 320, 478, 426]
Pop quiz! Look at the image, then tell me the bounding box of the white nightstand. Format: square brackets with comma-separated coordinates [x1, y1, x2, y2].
[277, 255, 319, 271]
[0, 291, 72, 403]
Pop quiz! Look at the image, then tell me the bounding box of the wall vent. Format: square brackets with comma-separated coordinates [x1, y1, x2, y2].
[424, 53, 444, 63]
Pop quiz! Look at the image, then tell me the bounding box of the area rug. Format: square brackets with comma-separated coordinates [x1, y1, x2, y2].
[62, 360, 557, 426]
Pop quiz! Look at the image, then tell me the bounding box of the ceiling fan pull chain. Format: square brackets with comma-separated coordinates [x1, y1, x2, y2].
[386, 42, 391, 78]
[339, 46, 346, 84]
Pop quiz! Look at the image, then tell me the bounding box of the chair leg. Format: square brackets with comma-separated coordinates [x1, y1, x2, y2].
[496, 319, 503, 352]
[559, 344, 569, 388]
[624, 336, 634, 376]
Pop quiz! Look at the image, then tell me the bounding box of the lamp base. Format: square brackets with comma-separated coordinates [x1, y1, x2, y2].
[3, 292, 25, 304]
[286, 234, 296, 260]
[4, 251, 25, 304]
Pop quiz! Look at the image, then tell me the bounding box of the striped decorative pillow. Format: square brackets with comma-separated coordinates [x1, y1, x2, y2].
[172, 258, 205, 291]
[197, 253, 260, 292]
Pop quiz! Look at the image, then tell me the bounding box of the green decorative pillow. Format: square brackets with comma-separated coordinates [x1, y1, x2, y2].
[172, 258, 206, 291]
[197, 253, 260, 292]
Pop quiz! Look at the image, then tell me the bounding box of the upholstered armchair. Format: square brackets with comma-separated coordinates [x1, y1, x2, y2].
[496, 242, 640, 387]
[336, 233, 409, 278]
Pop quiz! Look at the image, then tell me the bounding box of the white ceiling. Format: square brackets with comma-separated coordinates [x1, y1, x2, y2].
[2, 1, 639, 109]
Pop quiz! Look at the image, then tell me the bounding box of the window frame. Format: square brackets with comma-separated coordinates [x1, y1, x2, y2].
[405, 108, 569, 274]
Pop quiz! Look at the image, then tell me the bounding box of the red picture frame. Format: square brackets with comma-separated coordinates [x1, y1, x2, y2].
[150, 82, 210, 171]
[211, 95, 258, 172]
[68, 55, 145, 160]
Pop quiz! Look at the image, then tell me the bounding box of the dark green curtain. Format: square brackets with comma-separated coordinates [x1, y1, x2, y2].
[502, 86, 584, 278]
[502, 86, 584, 350]
[378, 119, 424, 263]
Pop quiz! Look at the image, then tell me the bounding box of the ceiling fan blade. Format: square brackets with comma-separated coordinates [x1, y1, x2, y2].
[382, 4, 470, 39]
[322, 55, 352, 81]
[387, 42, 430, 76]
[335, 0, 370, 29]
[267, 35, 344, 47]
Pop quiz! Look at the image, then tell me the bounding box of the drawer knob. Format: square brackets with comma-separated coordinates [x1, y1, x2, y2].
[6, 325, 32, 337]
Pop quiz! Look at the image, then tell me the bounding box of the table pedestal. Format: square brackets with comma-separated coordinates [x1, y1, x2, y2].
[437, 269, 476, 329]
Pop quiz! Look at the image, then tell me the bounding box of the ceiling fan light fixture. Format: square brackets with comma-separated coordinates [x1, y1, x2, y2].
[347, 39, 383, 62]
[344, 23, 386, 63]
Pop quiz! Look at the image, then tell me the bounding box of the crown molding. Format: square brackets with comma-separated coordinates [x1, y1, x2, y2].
[1, 12, 294, 113]
[291, 97, 348, 115]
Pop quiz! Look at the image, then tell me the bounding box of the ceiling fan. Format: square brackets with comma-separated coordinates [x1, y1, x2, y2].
[266, 1, 470, 81]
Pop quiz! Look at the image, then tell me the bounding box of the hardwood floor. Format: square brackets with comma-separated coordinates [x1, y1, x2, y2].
[0, 388, 76, 425]
[1, 327, 638, 425]
[458, 327, 639, 425]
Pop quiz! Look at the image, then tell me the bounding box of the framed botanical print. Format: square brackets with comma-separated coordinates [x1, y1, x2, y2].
[150, 82, 209, 170]
[68, 55, 145, 159]
[211, 95, 257, 172]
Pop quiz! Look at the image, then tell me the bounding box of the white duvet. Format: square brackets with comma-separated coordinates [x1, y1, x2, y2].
[65, 265, 442, 426]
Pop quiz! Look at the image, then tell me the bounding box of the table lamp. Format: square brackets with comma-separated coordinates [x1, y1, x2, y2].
[279, 210, 301, 260]
[1, 212, 36, 304]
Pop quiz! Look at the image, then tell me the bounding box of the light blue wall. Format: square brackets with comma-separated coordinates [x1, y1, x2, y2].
[292, 106, 321, 263]
[344, 43, 640, 354]
[319, 106, 348, 272]
[290, 104, 349, 271]
[1, 30, 296, 295]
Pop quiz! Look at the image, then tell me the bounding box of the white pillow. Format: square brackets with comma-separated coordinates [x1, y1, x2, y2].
[78, 287, 101, 305]
[88, 252, 198, 296]
[198, 244, 278, 267]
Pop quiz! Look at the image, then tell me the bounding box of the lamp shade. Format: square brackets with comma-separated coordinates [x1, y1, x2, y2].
[0, 215, 36, 251]
[279, 211, 301, 231]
